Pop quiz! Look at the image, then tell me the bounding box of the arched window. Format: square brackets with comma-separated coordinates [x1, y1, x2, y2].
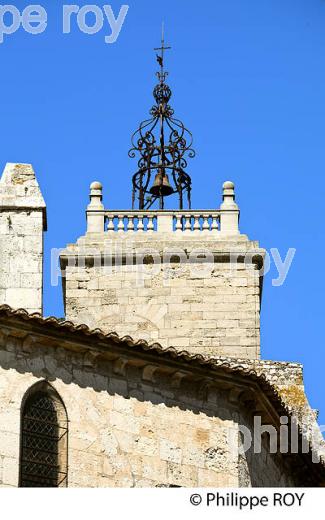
[19, 382, 68, 487]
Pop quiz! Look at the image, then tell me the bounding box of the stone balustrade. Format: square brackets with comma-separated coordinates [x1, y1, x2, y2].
[103, 211, 221, 233]
[105, 211, 157, 232]
[86, 181, 240, 235]
[174, 212, 221, 232]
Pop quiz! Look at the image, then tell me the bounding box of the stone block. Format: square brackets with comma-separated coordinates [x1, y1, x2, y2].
[2, 457, 19, 486]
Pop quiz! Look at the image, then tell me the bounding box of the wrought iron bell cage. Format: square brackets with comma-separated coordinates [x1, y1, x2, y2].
[129, 30, 195, 210]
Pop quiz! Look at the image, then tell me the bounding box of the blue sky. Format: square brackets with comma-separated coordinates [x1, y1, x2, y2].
[0, 0, 324, 424]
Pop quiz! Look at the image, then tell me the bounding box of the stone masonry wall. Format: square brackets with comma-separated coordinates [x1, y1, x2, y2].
[62, 234, 263, 359]
[0, 163, 46, 314]
[0, 329, 297, 488]
[0, 210, 44, 312]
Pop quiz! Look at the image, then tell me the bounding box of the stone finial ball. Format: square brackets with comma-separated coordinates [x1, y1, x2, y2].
[223, 181, 235, 190]
[90, 181, 102, 190]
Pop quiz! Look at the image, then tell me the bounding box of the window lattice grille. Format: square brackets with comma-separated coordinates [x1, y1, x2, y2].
[20, 392, 67, 487]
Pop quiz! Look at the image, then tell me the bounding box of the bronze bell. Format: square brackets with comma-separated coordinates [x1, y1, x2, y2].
[149, 171, 174, 197]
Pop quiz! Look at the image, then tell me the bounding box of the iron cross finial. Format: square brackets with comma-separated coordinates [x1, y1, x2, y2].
[154, 22, 171, 83]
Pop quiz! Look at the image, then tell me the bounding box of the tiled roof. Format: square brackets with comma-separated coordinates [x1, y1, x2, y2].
[0, 303, 324, 476]
[0, 305, 297, 380]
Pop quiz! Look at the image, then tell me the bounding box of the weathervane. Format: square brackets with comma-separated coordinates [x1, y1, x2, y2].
[129, 24, 195, 210]
[154, 22, 171, 84]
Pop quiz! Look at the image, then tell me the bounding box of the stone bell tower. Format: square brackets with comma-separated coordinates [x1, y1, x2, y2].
[61, 38, 264, 359]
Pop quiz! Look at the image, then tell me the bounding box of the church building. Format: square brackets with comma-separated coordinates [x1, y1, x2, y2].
[0, 41, 324, 487]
